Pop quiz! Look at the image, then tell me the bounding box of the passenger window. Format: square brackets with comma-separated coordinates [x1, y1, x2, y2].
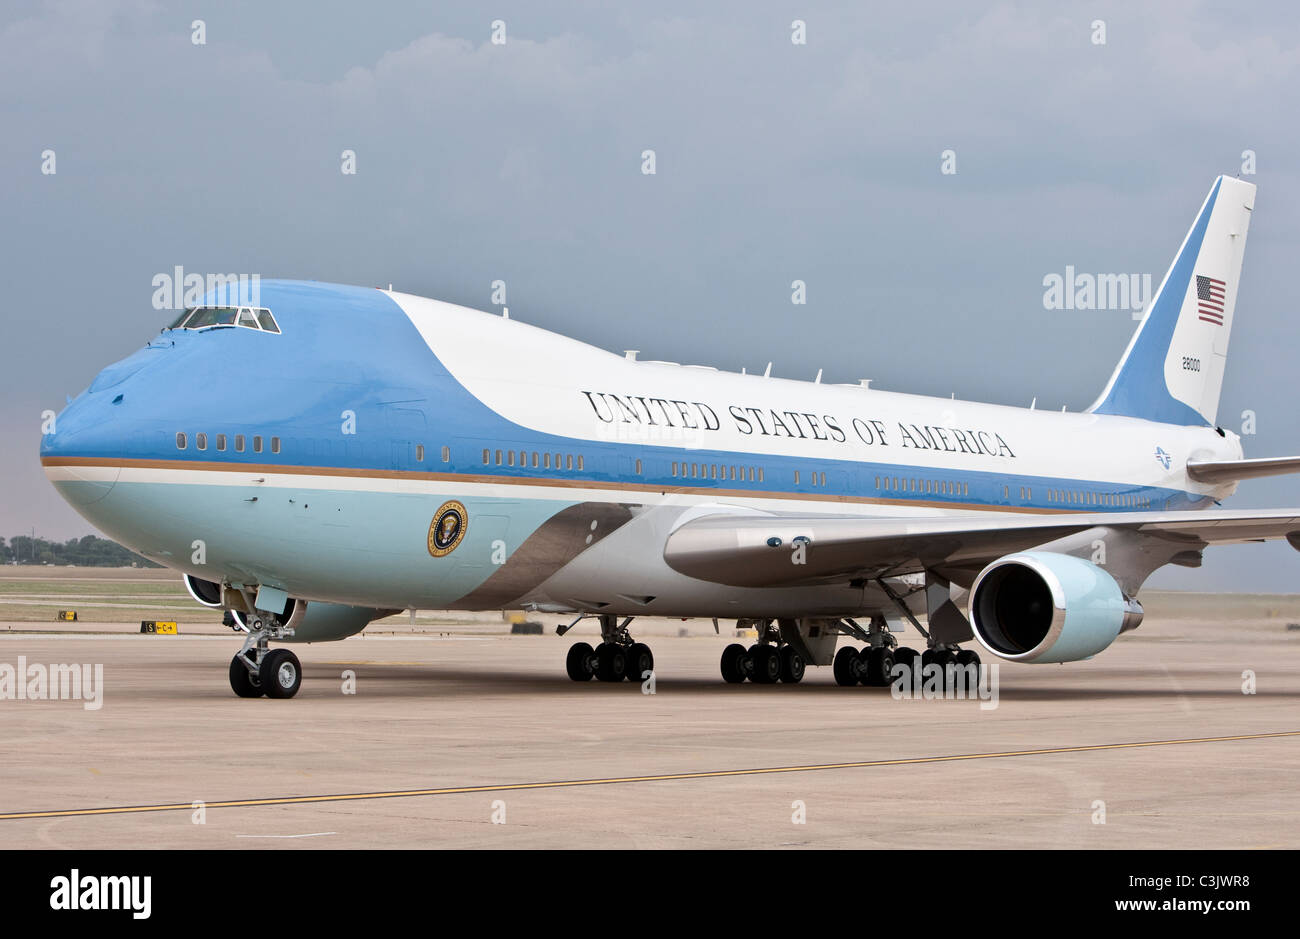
[235, 434, 245, 453]
[417, 445, 425, 462]
[442, 446, 450, 463]
[196, 433, 207, 451]
[577, 455, 584, 470]
[271, 437, 281, 454]
[216, 434, 227, 451]
[176, 432, 187, 450]
[635, 458, 642, 474]
[253, 435, 263, 453]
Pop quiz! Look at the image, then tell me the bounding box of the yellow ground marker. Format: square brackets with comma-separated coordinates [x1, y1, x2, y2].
[1, 730, 1295, 822]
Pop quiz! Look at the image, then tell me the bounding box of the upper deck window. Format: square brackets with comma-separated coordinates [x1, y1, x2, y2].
[170, 306, 280, 333]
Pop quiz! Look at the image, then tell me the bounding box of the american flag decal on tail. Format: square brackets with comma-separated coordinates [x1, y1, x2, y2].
[1197, 274, 1226, 325]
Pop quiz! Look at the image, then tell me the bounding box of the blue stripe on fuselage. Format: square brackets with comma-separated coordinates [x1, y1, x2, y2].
[42, 280, 1206, 514]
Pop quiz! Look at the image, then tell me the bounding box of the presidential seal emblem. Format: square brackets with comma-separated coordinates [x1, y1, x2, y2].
[427, 501, 468, 557]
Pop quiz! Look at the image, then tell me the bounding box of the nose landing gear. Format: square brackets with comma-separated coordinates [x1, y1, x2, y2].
[227, 607, 302, 699]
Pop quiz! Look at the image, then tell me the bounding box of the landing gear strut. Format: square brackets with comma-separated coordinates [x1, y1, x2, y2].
[831, 615, 905, 687]
[228, 607, 302, 699]
[718, 619, 806, 684]
[564, 615, 654, 684]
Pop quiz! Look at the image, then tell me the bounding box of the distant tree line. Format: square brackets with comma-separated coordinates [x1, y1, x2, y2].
[1, 534, 161, 568]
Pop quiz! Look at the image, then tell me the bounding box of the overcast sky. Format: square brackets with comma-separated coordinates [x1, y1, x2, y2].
[4, 0, 1299, 590]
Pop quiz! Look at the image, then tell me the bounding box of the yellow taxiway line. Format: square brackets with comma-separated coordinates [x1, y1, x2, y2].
[3, 730, 1296, 821]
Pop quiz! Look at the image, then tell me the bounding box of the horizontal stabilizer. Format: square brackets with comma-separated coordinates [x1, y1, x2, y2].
[1186, 455, 1300, 484]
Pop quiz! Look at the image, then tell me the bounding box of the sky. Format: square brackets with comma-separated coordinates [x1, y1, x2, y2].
[3, 0, 1300, 590]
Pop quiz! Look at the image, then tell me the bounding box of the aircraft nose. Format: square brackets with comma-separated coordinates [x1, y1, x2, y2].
[40, 391, 124, 506]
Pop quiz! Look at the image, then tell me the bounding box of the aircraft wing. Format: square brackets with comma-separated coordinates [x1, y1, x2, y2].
[662, 508, 1300, 588]
[1186, 455, 1300, 483]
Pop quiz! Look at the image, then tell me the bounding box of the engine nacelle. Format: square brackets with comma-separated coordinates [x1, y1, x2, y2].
[969, 551, 1143, 664]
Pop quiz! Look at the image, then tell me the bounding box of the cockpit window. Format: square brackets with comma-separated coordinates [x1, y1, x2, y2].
[170, 306, 280, 333]
[181, 307, 238, 329]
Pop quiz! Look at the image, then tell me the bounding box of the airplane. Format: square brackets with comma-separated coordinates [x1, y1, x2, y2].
[40, 174, 1300, 699]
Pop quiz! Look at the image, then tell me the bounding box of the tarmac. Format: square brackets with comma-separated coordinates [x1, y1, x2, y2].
[0, 594, 1297, 849]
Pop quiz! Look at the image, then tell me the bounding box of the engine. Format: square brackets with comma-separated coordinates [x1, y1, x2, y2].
[182, 575, 388, 642]
[969, 551, 1143, 663]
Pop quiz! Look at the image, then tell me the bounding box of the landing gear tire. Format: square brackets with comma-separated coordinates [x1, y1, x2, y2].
[751, 645, 781, 684]
[833, 646, 861, 686]
[261, 649, 302, 699]
[595, 642, 627, 682]
[954, 649, 982, 690]
[929, 649, 954, 668]
[861, 647, 895, 687]
[893, 647, 919, 668]
[779, 646, 806, 684]
[720, 643, 748, 683]
[922, 649, 954, 690]
[229, 655, 263, 698]
[566, 642, 595, 681]
[625, 643, 654, 683]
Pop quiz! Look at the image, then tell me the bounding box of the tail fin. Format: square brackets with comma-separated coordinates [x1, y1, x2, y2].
[1088, 175, 1255, 426]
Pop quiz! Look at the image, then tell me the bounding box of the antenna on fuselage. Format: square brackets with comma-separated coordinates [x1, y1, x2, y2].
[502, 306, 510, 319]
[763, 362, 772, 377]
[1030, 397, 1037, 410]
[814, 369, 823, 383]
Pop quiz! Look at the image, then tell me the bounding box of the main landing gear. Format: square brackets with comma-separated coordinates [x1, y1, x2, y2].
[828, 614, 905, 687]
[719, 620, 807, 684]
[831, 615, 981, 688]
[228, 609, 302, 699]
[564, 614, 654, 684]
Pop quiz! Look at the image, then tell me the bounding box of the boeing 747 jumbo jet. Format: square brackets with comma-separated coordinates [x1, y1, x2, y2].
[40, 175, 1300, 698]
